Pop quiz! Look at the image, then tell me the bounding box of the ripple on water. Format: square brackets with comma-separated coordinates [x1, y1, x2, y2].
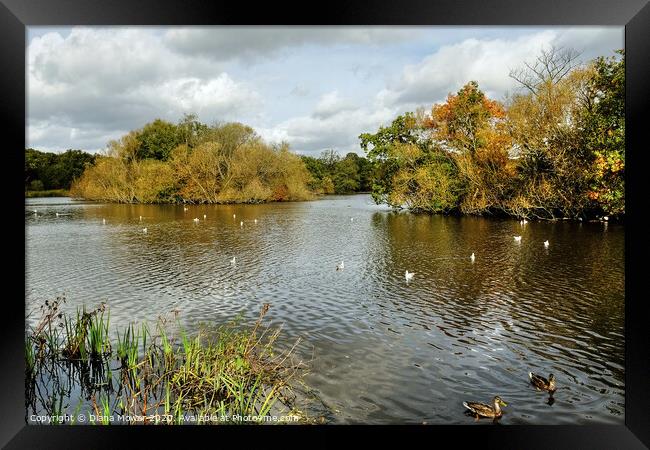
[25, 196, 624, 424]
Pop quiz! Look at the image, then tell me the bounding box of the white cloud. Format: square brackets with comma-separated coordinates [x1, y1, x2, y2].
[27, 27, 262, 150]
[163, 27, 424, 63]
[259, 104, 396, 155]
[27, 26, 622, 154]
[380, 28, 623, 110]
[312, 91, 357, 119]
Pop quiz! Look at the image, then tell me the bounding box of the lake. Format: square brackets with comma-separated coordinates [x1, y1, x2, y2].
[25, 194, 625, 424]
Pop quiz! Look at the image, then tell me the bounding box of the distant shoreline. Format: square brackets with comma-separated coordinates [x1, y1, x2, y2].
[25, 189, 70, 198]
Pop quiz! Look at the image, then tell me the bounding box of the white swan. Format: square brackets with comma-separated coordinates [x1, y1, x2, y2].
[470, 252, 475, 262]
[544, 240, 550, 248]
[240, 221, 243, 227]
[193, 218, 200, 223]
[514, 236, 522, 242]
[405, 270, 414, 281]
[231, 256, 236, 265]
[336, 261, 344, 271]
[142, 227, 147, 233]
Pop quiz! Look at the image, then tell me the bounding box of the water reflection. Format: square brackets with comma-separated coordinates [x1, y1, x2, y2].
[26, 195, 624, 424]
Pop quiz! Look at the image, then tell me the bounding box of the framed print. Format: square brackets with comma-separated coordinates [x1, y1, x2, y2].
[3, 0, 649, 447]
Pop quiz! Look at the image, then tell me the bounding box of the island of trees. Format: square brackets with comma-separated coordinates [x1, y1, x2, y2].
[26, 48, 624, 220]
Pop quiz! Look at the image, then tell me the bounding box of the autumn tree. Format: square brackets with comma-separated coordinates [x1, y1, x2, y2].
[507, 47, 594, 218]
[578, 50, 625, 215]
[424, 81, 513, 214]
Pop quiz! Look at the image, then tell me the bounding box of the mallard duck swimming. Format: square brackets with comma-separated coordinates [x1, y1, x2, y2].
[529, 372, 556, 393]
[463, 396, 507, 418]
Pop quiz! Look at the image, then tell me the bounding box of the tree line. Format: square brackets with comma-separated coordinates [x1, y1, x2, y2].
[301, 150, 373, 194]
[359, 48, 624, 219]
[25, 148, 96, 192]
[28, 115, 374, 203]
[27, 47, 624, 219]
[70, 115, 313, 203]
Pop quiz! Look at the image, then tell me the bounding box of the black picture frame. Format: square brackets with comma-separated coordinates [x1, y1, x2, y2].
[3, 0, 648, 447]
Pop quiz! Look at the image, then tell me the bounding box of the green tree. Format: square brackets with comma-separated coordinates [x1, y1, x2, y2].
[579, 50, 625, 215]
[135, 119, 183, 161]
[333, 154, 360, 194]
[359, 112, 425, 204]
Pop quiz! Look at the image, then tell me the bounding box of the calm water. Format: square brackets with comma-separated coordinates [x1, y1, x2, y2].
[25, 195, 625, 424]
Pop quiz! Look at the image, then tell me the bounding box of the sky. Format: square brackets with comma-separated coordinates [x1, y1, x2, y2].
[27, 26, 623, 156]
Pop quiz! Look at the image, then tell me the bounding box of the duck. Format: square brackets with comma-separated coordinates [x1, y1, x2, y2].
[405, 270, 414, 282]
[463, 396, 507, 418]
[470, 252, 475, 263]
[543, 240, 550, 248]
[529, 372, 556, 393]
[336, 261, 344, 271]
[514, 235, 522, 242]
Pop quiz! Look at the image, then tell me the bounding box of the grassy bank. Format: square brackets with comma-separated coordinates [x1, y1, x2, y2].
[25, 189, 70, 198]
[26, 298, 312, 424]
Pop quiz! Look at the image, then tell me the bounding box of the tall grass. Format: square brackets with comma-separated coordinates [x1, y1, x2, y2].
[26, 299, 311, 425]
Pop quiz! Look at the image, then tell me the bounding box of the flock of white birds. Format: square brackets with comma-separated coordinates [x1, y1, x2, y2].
[31, 206, 556, 283]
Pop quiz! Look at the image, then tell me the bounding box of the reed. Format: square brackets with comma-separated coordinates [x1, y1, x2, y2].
[26, 299, 311, 425]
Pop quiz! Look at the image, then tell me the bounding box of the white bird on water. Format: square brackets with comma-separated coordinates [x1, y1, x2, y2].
[520, 219, 528, 225]
[470, 252, 475, 263]
[240, 221, 243, 227]
[203, 214, 207, 219]
[193, 218, 200, 223]
[254, 219, 258, 224]
[142, 227, 147, 233]
[405, 270, 414, 282]
[231, 256, 236, 265]
[350, 217, 354, 222]
[233, 214, 236, 219]
[544, 240, 550, 248]
[336, 261, 344, 271]
[139, 215, 142, 221]
[184, 207, 188, 212]
[514, 235, 522, 242]
[102, 218, 106, 225]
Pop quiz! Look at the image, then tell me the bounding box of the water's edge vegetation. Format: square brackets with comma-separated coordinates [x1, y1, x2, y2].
[26, 298, 315, 424]
[26, 48, 624, 221]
